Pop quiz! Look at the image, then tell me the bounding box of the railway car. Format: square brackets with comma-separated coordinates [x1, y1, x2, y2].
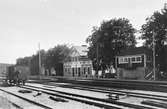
[0, 63, 13, 84]
[6, 65, 29, 85]
[6, 65, 17, 85]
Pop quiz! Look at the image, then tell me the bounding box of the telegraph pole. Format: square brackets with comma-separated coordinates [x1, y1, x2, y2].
[153, 31, 156, 80]
[38, 43, 42, 79]
[96, 43, 99, 78]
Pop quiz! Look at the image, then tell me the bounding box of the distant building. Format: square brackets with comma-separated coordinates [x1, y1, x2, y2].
[0, 63, 13, 80]
[63, 45, 93, 78]
[115, 47, 153, 80]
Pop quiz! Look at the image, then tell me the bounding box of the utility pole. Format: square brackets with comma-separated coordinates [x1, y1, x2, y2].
[38, 43, 42, 79]
[153, 31, 156, 80]
[96, 43, 99, 78]
[164, 3, 167, 9]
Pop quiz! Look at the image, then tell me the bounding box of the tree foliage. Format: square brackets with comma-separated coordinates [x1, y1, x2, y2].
[86, 18, 136, 70]
[16, 44, 72, 76]
[141, 9, 167, 48]
[140, 6, 167, 72]
[29, 49, 46, 75]
[16, 56, 31, 66]
[43, 45, 72, 76]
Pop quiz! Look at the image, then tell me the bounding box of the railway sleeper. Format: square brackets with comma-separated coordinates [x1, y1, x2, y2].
[49, 96, 68, 102]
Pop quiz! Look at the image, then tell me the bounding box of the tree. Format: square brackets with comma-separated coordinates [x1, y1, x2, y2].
[140, 5, 167, 73]
[43, 44, 72, 76]
[86, 18, 136, 70]
[16, 44, 72, 76]
[29, 49, 46, 75]
[16, 56, 31, 66]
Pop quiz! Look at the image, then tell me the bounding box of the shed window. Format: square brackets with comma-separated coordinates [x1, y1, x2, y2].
[118, 55, 142, 64]
[136, 57, 141, 62]
[131, 57, 135, 62]
[118, 58, 124, 64]
[124, 58, 128, 62]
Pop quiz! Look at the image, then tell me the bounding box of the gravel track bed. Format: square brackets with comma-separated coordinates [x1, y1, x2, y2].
[0, 86, 102, 109]
[27, 83, 164, 109]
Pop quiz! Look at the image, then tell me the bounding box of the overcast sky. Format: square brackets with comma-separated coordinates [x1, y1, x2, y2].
[0, 0, 166, 64]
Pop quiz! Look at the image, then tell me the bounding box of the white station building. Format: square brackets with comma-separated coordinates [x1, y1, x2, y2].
[63, 45, 93, 78]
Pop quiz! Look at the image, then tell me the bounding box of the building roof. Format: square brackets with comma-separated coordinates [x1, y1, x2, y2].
[0, 63, 13, 67]
[72, 45, 88, 56]
[117, 47, 151, 56]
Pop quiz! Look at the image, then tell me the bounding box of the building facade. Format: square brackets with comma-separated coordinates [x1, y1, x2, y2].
[63, 46, 93, 78]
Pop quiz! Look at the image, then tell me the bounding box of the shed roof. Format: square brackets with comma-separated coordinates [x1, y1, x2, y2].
[117, 47, 151, 56]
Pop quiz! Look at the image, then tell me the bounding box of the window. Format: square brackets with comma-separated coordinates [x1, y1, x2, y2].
[147, 56, 151, 61]
[124, 58, 128, 62]
[131, 57, 135, 62]
[88, 67, 90, 74]
[131, 56, 142, 63]
[78, 68, 81, 76]
[118, 55, 142, 64]
[68, 68, 70, 73]
[119, 57, 128, 64]
[71, 57, 74, 62]
[118, 58, 124, 64]
[136, 56, 141, 62]
[83, 67, 86, 74]
[72, 68, 75, 76]
[119, 57, 127, 64]
[75, 57, 78, 62]
[75, 68, 77, 74]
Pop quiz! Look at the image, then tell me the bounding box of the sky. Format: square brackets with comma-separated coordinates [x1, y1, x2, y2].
[0, 0, 166, 64]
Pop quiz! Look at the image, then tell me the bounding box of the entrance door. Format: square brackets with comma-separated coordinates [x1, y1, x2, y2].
[78, 68, 81, 77]
[72, 68, 75, 77]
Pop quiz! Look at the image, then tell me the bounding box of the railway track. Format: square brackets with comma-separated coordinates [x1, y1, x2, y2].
[22, 85, 126, 109]
[43, 82, 167, 109]
[28, 76, 167, 92]
[23, 84, 160, 109]
[0, 88, 51, 109]
[47, 82, 167, 102]
[74, 79, 167, 92]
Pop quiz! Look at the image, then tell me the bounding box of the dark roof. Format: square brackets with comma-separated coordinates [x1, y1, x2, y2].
[117, 47, 151, 56]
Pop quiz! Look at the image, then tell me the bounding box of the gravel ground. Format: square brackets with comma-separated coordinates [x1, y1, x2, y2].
[0, 88, 43, 109]
[0, 86, 101, 109]
[0, 95, 17, 109]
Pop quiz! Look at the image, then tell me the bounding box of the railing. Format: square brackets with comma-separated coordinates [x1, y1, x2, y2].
[145, 71, 154, 80]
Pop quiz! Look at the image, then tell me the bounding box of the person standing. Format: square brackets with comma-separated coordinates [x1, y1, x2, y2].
[110, 65, 116, 78]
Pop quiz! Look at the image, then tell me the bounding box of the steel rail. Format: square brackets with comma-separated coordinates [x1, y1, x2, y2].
[23, 86, 122, 109]
[0, 88, 52, 109]
[24, 85, 157, 109]
[50, 83, 167, 102]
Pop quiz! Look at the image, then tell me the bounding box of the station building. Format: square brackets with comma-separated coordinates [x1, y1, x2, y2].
[115, 47, 153, 80]
[63, 45, 93, 78]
